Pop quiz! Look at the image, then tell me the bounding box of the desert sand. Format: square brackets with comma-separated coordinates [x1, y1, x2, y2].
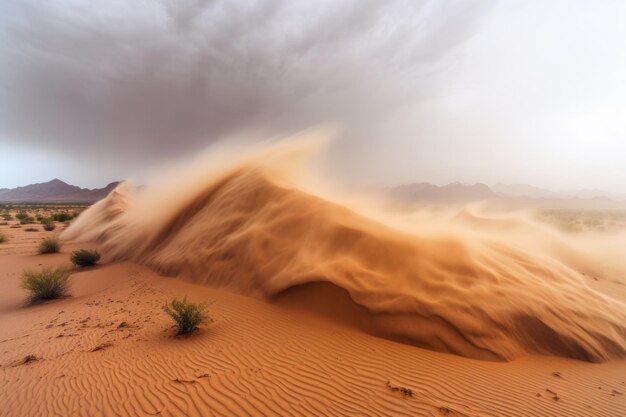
[1, 217, 626, 416]
[2, 143, 626, 416]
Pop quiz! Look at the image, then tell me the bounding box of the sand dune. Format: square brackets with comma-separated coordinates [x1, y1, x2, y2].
[1, 246, 625, 417]
[63, 141, 626, 362]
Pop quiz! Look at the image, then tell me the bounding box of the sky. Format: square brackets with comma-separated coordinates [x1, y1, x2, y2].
[0, 0, 625, 193]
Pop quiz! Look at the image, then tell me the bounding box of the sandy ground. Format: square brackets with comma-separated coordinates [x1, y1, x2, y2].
[1, 223, 626, 417]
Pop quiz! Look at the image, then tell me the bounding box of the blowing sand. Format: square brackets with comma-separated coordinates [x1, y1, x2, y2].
[1, 223, 626, 416]
[2, 140, 626, 416]
[62, 140, 626, 363]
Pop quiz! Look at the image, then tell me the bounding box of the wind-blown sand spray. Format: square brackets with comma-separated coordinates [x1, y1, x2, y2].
[63, 130, 626, 362]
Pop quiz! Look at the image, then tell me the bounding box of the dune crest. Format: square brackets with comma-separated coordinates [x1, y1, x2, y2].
[63, 140, 626, 362]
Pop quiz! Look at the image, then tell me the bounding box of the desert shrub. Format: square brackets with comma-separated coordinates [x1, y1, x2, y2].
[21, 266, 72, 302]
[43, 221, 56, 231]
[20, 216, 35, 224]
[70, 249, 101, 267]
[10, 224, 21, 229]
[0, 233, 5, 243]
[1, 214, 11, 221]
[38, 238, 61, 254]
[0, 221, 7, 226]
[24, 227, 39, 232]
[15, 211, 28, 221]
[36, 215, 45, 222]
[51, 212, 73, 222]
[162, 297, 210, 335]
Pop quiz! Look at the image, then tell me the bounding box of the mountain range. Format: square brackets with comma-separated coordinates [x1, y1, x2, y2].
[388, 182, 626, 209]
[1, 178, 625, 208]
[0, 179, 120, 203]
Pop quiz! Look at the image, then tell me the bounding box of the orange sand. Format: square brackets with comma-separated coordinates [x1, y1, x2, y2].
[62, 141, 626, 362]
[1, 223, 626, 416]
[3, 139, 626, 416]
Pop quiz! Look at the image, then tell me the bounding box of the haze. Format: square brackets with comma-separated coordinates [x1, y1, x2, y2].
[0, 0, 625, 193]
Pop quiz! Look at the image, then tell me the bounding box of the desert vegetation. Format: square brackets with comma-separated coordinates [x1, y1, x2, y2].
[538, 209, 626, 233]
[0, 233, 5, 243]
[20, 266, 72, 302]
[15, 211, 29, 221]
[51, 212, 74, 222]
[19, 216, 35, 224]
[38, 238, 61, 254]
[43, 221, 56, 231]
[163, 297, 210, 335]
[70, 249, 101, 267]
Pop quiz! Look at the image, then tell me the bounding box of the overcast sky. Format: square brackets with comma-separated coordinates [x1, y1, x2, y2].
[0, 0, 625, 193]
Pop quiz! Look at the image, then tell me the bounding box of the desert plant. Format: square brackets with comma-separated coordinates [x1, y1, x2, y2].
[20, 216, 35, 224]
[38, 238, 61, 254]
[43, 221, 56, 231]
[24, 227, 39, 232]
[162, 297, 210, 335]
[70, 249, 101, 267]
[15, 211, 28, 221]
[0, 221, 7, 226]
[20, 266, 72, 302]
[51, 212, 73, 222]
[0, 233, 5, 243]
[1, 214, 11, 221]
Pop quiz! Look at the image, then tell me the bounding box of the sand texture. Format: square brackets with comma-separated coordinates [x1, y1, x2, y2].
[63, 152, 626, 362]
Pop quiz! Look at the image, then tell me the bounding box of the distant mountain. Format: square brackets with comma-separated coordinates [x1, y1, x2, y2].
[389, 182, 495, 203]
[493, 183, 565, 199]
[567, 188, 626, 201]
[0, 179, 120, 203]
[387, 181, 626, 209]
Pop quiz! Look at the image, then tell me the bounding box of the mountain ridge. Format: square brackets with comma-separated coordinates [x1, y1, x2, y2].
[0, 179, 120, 203]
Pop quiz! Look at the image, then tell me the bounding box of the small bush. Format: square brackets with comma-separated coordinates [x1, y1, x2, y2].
[15, 212, 28, 221]
[20, 216, 35, 224]
[51, 212, 73, 222]
[70, 249, 101, 267]
[10, 224, 21, 229]
[1, 214, 11, 221]
[21, 266, 72, 302]
[162, 297, 210, 335]
[0, 233, 5, 243]
[25, 227, 39, 232]
[43, 221, 56, 231]
[0, 221, 7, 226]
[39, 238, 61, 254]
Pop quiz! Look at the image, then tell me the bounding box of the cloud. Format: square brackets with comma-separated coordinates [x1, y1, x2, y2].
[0, 0, 492, 166]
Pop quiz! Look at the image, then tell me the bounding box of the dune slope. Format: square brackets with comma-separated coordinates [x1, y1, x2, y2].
[62, 154, 626, 362]
[1, 252, 625, 417]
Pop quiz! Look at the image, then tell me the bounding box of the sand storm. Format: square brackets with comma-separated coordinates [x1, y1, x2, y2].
[63, 136, 626, 362]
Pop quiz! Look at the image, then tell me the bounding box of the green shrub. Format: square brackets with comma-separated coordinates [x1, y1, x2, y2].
[43, 221, 56, 231]
[162, 297, 210, 335]
[20, 216, 35, 224]
[38, 238, 61, 254]
[15, 211, 28, 221]
[21, 266, 72, 302]
[51, 212, 73, 222]
[70, 249, 101, 267]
